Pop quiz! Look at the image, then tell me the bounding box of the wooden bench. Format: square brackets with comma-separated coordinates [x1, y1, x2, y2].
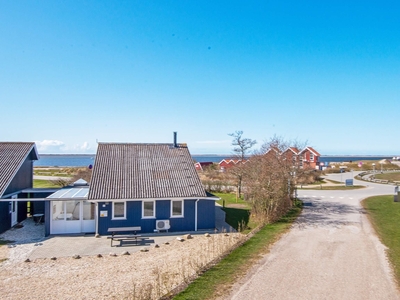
[107, 226, 142, 247]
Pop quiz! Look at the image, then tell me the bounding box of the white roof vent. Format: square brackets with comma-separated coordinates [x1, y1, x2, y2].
[73, 178, 88, 186]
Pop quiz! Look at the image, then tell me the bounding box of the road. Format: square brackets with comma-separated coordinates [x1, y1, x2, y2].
[227, 172, 400, 300]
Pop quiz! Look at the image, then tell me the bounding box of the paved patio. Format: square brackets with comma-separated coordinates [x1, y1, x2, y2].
[29, 232, 193, 259]
[1, 205, 234, 260]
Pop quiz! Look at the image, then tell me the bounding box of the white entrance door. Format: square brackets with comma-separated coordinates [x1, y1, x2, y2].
[81, 201, 95, 233]
[10, 195, 18, 227]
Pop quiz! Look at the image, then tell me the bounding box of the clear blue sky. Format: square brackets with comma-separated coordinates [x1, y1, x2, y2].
[1, 1, 399, 155]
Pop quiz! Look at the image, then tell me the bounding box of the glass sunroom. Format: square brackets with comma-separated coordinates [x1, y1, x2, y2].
[46, 181, 95, 235]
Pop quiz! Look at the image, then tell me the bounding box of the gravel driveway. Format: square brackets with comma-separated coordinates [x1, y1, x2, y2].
[227, 173, 400, 300]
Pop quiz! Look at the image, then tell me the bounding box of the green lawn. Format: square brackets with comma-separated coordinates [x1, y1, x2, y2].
[214, 192, 257, 233]
[0, 239, 13, 246]
[33, 179, 64, 188]
[362, 195, 400, 285]
[324, 178, 342, 184]
[173, 200, 302, 300]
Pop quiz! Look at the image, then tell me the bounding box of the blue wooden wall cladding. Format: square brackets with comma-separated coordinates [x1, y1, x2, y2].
[97, 199, 215, 235]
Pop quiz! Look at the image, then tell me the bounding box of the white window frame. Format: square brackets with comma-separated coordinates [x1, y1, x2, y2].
[170, 199, 184, 218]
[142, 200, 156, 219]
[310, 153, 314, 162]
[112, 201, 126, 220]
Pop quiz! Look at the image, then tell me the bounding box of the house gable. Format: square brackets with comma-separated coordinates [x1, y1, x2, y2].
[195, 162, 213, 171]
[281, 147, 300, 162]
[299, 146, 321, 168]
[0, 142, 38, 198]
[264, 147, 281, 159]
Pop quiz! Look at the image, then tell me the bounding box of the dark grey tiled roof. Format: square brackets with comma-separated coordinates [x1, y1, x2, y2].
[0, 142, 38, 197]
[88, 143, 207, 200]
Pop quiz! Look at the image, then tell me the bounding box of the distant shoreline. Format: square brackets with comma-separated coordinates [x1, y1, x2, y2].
[34, 153, 399, 167]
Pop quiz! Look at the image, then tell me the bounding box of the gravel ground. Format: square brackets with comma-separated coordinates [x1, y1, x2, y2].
[0, 218, 45, 264]
[0, 218, 243, 300]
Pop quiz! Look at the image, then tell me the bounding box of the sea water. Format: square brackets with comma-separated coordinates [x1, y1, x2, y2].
[34, 154, 395, 167]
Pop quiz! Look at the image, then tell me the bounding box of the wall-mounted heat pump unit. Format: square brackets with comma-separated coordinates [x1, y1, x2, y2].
[156, 220, 170, 231]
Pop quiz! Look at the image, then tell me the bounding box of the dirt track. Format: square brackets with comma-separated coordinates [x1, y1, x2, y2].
[227, 175, 400, 300]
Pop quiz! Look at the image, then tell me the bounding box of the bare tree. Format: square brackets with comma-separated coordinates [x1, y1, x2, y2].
[243, 136, 308, 224]
[228, 130, 256, 198]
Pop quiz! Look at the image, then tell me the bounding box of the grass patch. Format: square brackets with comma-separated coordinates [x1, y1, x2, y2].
[298, 185, 365, 190]
[308, 180, 326, 185]
[214, 193, 257, 233]
[173, 201, 302, 300]
[0, 238, 14, 245]
[321, 185, 364, 190]
[34, 171, 73, 177]
[362, 195, 400, 285]
[328, 161, 400, 172]
[375, 172, 400, 182]
[33, 179, 64, 188]
[215, 192, 250, 208]
[324, 178, 342, 184]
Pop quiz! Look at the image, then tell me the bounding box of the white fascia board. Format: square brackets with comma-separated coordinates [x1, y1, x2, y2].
[0, 198, 47, 201]
[90, 196, 218, 202]
[32, 143, 40, 160]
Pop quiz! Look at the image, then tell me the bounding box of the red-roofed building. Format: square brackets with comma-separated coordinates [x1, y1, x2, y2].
[282, 147, 299, 160]
[264, 146, 281, 160]
[194, 162, 214, 171]
[264, 146, 321, 169]
[299, 147, 321, 169]
[218, 159, 247, 171]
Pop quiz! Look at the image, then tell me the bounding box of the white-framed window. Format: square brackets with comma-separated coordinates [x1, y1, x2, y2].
[310, 153, 314, 162]
[142, 201, 155, 218]
[171, 200, 184, 218]
[112, 201, 126, 220]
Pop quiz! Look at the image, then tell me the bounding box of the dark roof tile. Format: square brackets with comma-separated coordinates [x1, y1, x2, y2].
[0, 142, 37, 197]
[88, 143, 207, 200]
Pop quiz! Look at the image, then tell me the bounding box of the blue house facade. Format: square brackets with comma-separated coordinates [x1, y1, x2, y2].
[89, 139, 218, 235]
[96, 199, 215, 235]
[0, 142, 39, 233]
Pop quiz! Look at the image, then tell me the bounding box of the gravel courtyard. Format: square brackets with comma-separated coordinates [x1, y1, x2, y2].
[0, 218, 243, 300]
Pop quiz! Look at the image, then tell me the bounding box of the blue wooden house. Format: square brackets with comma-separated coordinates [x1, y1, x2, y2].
[0, 142, 39, 233]
[88, 141, 217, 235]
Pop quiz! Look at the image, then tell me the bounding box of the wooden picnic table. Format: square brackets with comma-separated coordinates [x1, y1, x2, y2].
[107, 226, 142, 247]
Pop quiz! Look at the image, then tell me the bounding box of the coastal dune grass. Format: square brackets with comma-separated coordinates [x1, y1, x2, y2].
[375, 172, 400, 182]
[173, 201, 302, 300]
[362, 195, 400, 284]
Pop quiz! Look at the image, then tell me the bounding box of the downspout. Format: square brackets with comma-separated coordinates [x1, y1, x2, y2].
[195, 199, 200, 231]
[95, 202, 99, 236]
[28, 193, 31, 215]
